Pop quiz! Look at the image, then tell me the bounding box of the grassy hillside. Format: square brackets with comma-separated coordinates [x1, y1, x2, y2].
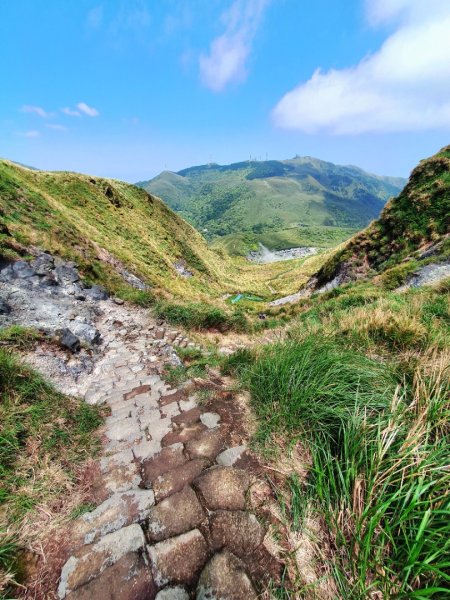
[0, 160, 247, 301]
[316, 146, 450, 287]
[137, 157, 405, 249]
[0, 160, 335, 324]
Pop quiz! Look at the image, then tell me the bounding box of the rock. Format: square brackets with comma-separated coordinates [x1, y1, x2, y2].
[94, 463, 142, 500]
[155, 327, 165, 340]
[156, 587, 189, 600]
[162, 423, 207, 447]
[186, 429, 224, 461]
[0, 298, 11, 314]
[153, 459, 209, 501]
[147, 529, 208, 588]
[124, 384, 151, 401]
[31, 253, 54, 275]
[200, 412, 221, 429]
[172, 407, 201, 426]
[75, 489, 155, 544]
[71, 322, 101, 345]
[58, 328, 81, 353]
[196, 551, 257, 600]
[147, 486, 205, 543]
[209, 511, 265, 557]
[64, 552, 155, 600]
[160, 389, 185, 406]
[142, 444, 188, 486]
[113, 297, 124, 305]
[194, 467, 251, 511]
[12, 260, 36, 278]
[216, 445, 247, 467]
[58, 524, 146, 597]
[55, 263, 80, 285]
[85, 284, 108, 300]
[39, 274, 58, 287]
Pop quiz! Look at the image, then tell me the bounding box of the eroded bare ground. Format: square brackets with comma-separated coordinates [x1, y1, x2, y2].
[12, 301, 295, 600]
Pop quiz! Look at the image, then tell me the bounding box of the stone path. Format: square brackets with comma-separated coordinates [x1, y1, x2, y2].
[58, 321, 271, 599]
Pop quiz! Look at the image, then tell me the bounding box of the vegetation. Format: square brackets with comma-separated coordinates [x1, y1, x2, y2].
[211, 225, 358, 257]
[138, 157, 405, 249]
[229, 275, 450, 597]
[0, 345, 103, 595]
[317, 146, 450, 286]
[155, 300, 248, 332]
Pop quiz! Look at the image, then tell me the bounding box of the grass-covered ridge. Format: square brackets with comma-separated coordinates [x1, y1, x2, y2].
[0, 159, 244, 300]
[317, 145, 450, 286]
[138, 156, 405, 249]
[226, 276, 450, 597]
[0, 335, 103, 596]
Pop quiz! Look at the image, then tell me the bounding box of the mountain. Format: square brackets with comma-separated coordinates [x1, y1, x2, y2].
[0, 160, 240, 300]
[314, 146, 450, 289]
[137, 157, 406, 252]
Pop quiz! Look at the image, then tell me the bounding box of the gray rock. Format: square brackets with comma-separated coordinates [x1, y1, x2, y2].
[156, 587, 189, 600]
[85, 284, 108, 300]
[0, 298, 11, 314]
[147, 486, 205, 543]
[55, 264, 80, 285]
[58, 524, 146, 598]
[12, 260, 36, 278]
[75, 489, 155, 544]
[58, 328, 81, 353]
[216, 445, 247, 467]
[31, 253, 54, 275]
[71, 322, 101, 345]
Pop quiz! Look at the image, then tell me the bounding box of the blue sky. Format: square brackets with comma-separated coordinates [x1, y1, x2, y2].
[1, 0, 450, 181]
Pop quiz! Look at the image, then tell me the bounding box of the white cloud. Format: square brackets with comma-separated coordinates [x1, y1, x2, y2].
[199, 0, 269, 92]
[77, 102, 100, 117]
[61, 107, 81, 117]
[273, 0, 450, 134]
[22, 105, 49, 118]
[46, 124, 68, 131]
[17, 130, 40, 138]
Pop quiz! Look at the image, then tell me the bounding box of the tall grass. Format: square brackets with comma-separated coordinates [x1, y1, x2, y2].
[245, 337, 395, 445]
[241, 336, 450, 597]
[0, 348, 103, 593]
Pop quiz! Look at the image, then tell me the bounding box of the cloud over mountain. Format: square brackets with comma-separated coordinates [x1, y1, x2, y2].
[273, 0, 450, 134]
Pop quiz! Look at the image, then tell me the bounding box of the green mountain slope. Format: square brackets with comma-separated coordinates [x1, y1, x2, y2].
[137, 157, 406, 250]
[0, 160, 243, 300]
[316, 146, 450, 287]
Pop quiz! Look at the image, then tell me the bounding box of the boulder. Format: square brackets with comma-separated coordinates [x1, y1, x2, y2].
[58, 328, 81, 353]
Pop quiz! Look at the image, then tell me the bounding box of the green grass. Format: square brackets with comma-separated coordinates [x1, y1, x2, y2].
[244, 336, 395, 445]
[229, 273, 450, 597]
[155, 300, 249, 332]
[0, 326, 41, 350]
[0, 348, 103, 593]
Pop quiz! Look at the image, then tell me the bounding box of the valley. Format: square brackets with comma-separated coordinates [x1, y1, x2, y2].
[0, 147, 449, 600]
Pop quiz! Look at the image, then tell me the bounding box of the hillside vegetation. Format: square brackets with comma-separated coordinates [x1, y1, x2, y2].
[0, 160, 333, 327]
[138, 156, 405, 251]
[317, 146, 450, 288]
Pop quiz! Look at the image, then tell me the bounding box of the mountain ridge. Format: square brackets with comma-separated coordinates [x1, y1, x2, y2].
[137, 156, 406, 251]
